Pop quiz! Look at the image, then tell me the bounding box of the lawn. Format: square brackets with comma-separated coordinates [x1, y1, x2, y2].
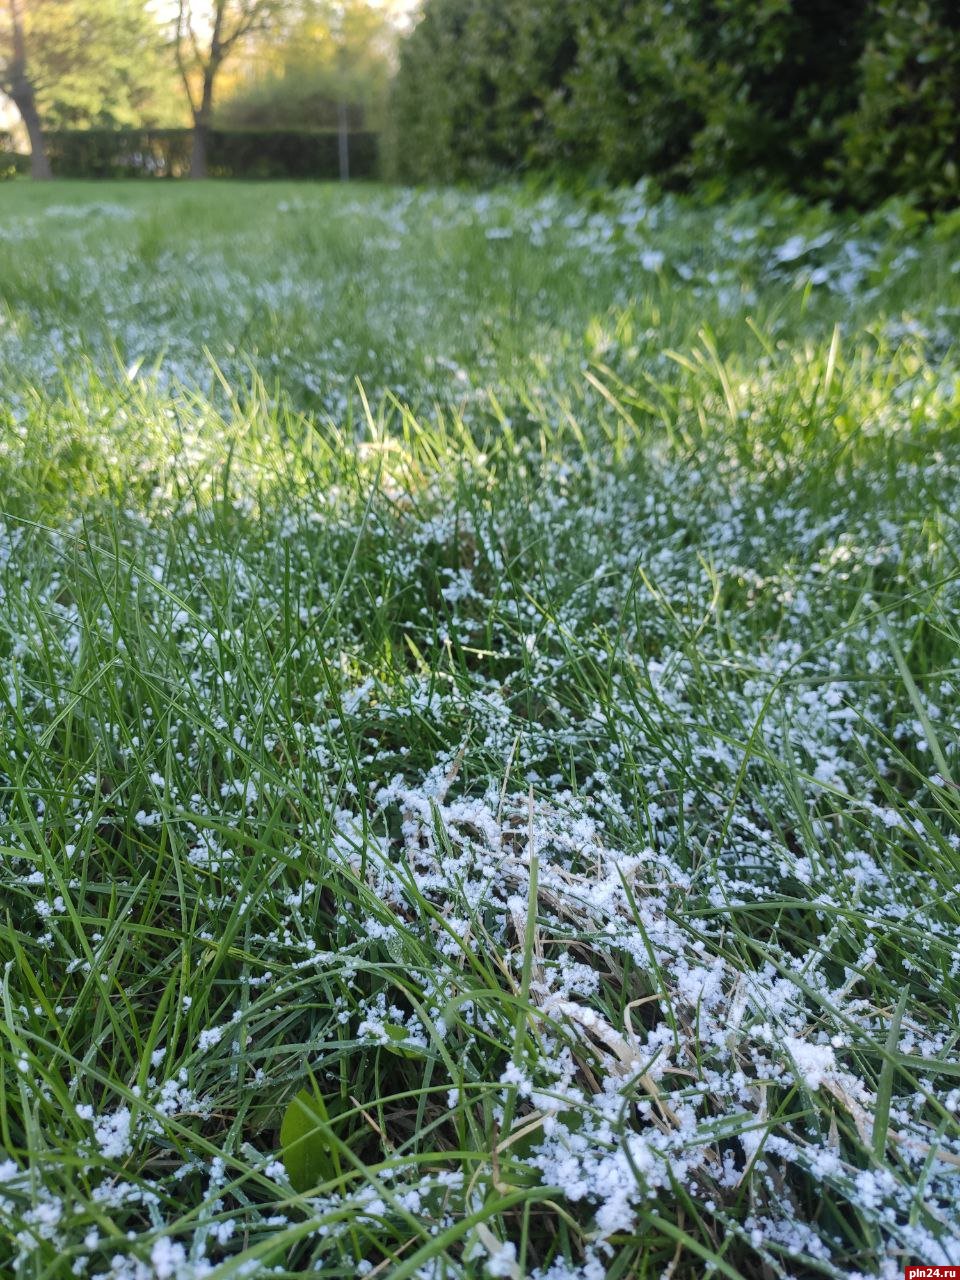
[1, 180, 959, 1279]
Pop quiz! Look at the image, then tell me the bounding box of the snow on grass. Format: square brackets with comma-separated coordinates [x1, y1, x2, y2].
[0, 181, 959, 1278]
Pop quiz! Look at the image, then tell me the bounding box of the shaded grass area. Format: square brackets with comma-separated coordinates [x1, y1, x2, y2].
[0, 182, 959, 1278]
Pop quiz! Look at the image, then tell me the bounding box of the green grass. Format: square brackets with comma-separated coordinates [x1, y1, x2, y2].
[1, 179, 960, 1279]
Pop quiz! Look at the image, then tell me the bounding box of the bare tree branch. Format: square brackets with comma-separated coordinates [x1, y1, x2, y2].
[174, 0, 202, 117]
[173, 0, 276, 176]
[219, 0, 273, 56]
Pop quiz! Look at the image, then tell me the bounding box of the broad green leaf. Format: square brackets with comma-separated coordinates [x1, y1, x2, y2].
[279, 1089, 341, 1193]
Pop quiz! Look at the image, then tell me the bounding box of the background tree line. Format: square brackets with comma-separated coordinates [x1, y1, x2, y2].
[387, 0, 960, 209]
[1, 0, 402, 179]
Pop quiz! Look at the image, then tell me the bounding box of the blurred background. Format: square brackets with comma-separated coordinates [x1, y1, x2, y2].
[1, 0, 958, 207]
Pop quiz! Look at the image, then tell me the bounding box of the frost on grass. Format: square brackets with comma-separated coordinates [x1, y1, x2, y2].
[1, 184, 960, 1278]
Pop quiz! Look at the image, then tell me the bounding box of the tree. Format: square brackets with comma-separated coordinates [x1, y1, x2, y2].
[217, 0, 400, 135]
[1, 0, 164, 179]
[1, 0, 49, 177]
[175, 0, 278, 178]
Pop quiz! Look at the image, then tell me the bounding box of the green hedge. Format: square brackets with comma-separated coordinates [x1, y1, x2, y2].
[0, 131, 29, 180]
[38, 128, 380, 179]
[209, 129, 379, 180]
[0, 151, 31, 180]
[388, 0, 960, 208]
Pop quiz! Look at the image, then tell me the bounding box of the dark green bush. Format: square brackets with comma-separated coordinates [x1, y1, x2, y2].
[542, 1, 707, 186]
[44, 129, 192, 178]
[0, 133, 30, 180]
[680, 0, 870, 193]
[386, 0, 578, 184]
[0, 152, 31, 180]
[388, 0, 960, 207]
[840, 1, 960, 208]
[207, 130, 380, 180]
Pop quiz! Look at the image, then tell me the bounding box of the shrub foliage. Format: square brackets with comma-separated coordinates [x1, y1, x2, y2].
[389, 0, 960, 207]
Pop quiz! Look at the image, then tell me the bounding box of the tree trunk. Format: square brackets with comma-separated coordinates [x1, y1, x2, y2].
[10, 81, 51, 180]
[189, 118, 208, 179]
[189, 64, 217, 180]
[7, 0, 51, 179]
